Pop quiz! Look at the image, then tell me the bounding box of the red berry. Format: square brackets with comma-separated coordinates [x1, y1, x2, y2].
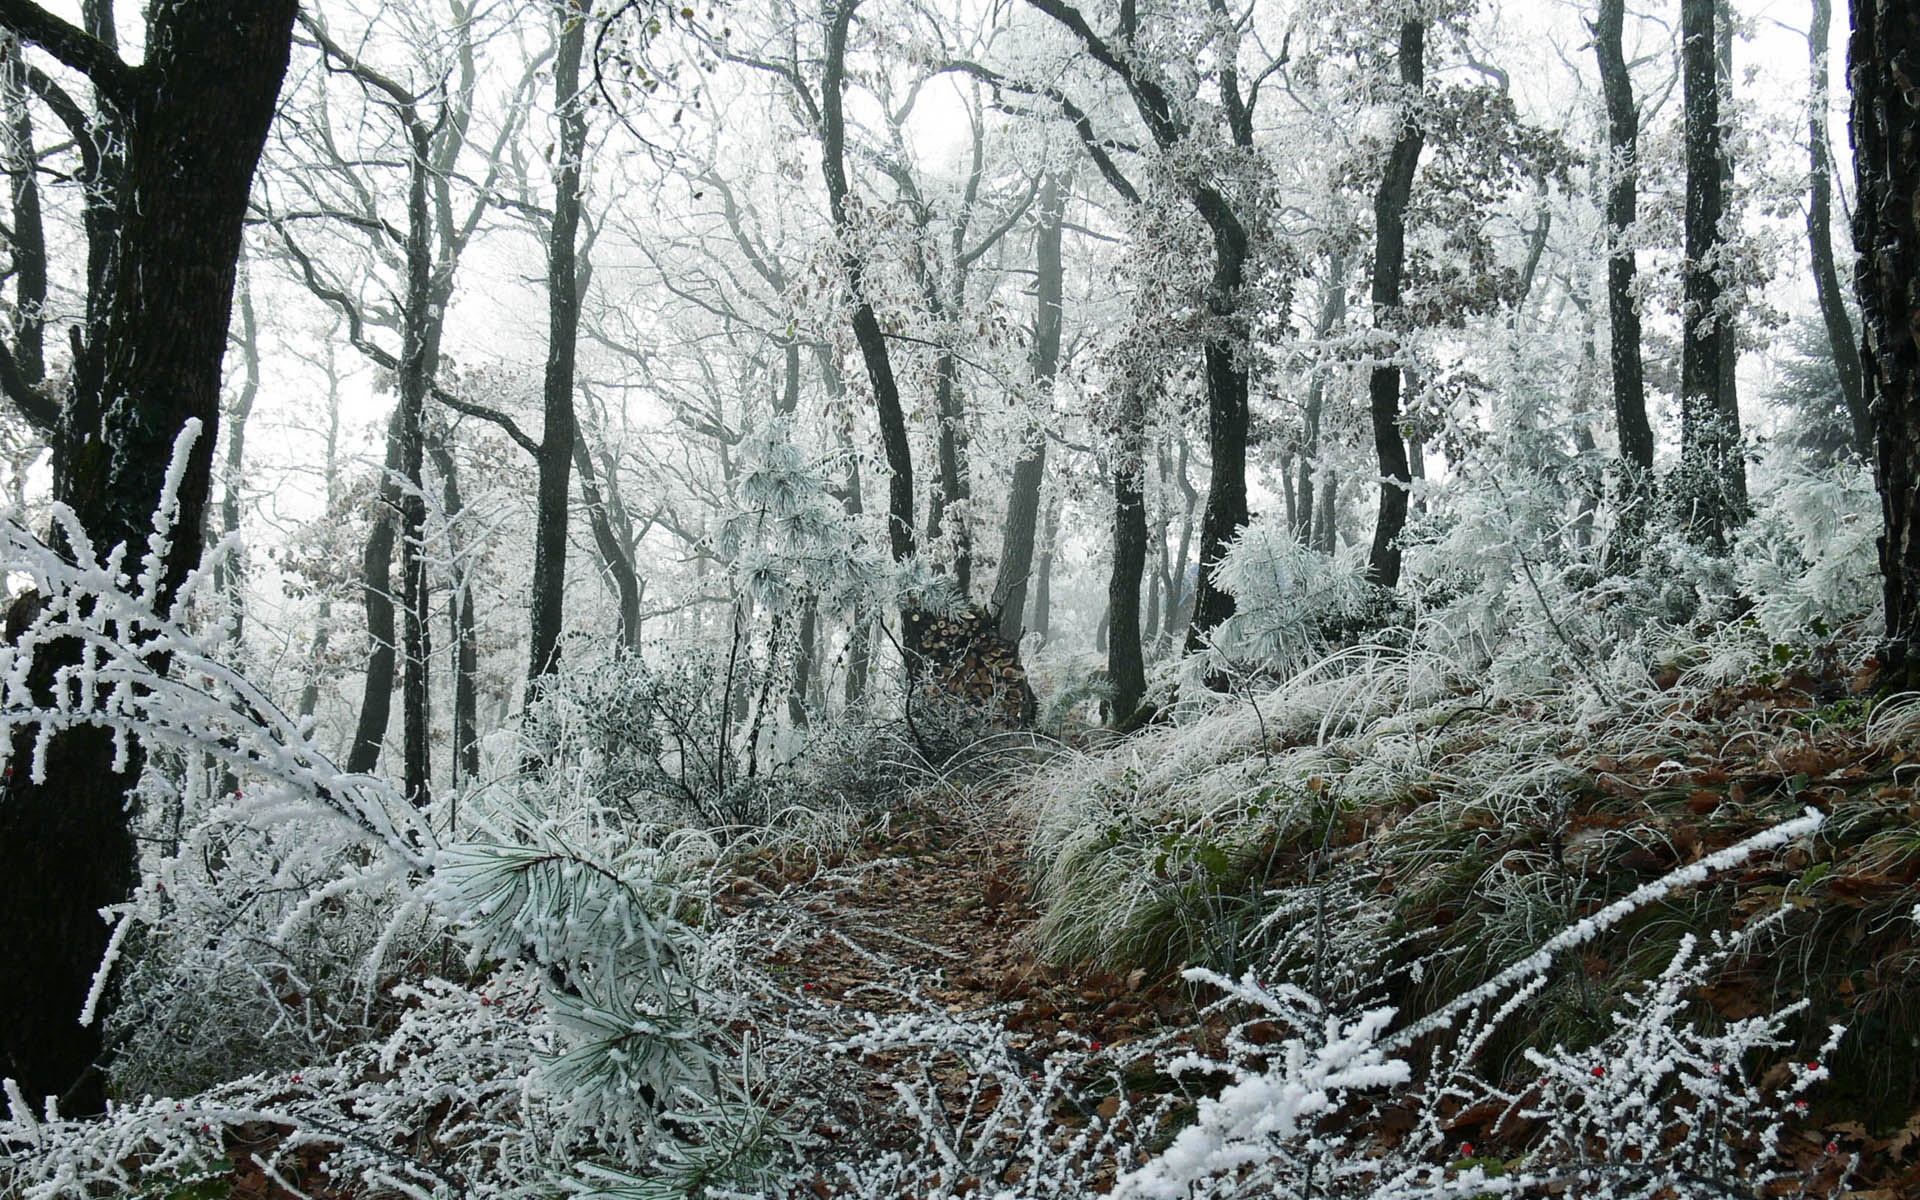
[1591, 1066, 1605, 1078]
[1795, 1100, 1808, 1111]
[1807, 1062, 1821, 1072]
[1825, 1142, 1839, 1156]
[1459, 1143, 1474, 1157]
[1089, 1040, 1102, 1052]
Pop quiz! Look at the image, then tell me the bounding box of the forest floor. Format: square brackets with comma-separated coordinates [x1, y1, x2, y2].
[207, 665, 1920, 1197]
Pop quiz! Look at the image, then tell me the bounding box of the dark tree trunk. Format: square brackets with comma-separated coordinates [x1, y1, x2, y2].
[925, 344, 970, 591]
[396, 126, 433, 810]
[1678, 0, 1746, 550]
[347, 414, 400, 777]
[2, 38, 47, 403]
[1811, 0, 1870, 458]
[822, 0, 913, 563]
[1023, 0, 1252, 653]
[1109, 398, 1148, 724]
[1365, 20, 1425, 591]
[1595, 0, 1655, 545]
[0, 0, 297, 1114]
[1180, 185, 1252, 652]
[1314, 468, 1339, 555]
[991, 173, 1065, 645]
[528, 0, 586, 684]
[1850, 0, 1920, 688]
[789, 598, 817, 726]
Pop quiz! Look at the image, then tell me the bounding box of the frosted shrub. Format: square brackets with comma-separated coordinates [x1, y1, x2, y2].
[519, 650, 796, 830]
[1734, 462, 1878, 644]
[1212, 515, 1372, 673]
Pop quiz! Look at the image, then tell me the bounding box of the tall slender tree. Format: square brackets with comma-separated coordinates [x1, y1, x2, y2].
[528, 0, 589, 684]
[1593, 0, 1655, 547]
[1676, 0, 1746, 549]
[1365, 18, 1426, 591]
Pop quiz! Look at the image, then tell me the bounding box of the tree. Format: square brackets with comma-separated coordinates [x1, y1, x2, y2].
[0, 0, 298, 1113]
[273, 5, 543, 789]
[1849, 0, 1920, 689]
[1676, 0, 1745, 549]
[528, 0, 589, 685]
[1593, 0, 1655, 548]
[1022, 0, 1270, 654]
[1808, 0, 1868, 460]
[1365, 18, 1426, 591]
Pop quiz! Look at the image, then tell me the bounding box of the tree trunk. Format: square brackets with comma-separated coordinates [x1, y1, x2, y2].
[1810, 0, 1870, 458]
[1315, 468, 1339, 555]
[426, 432, 479, 785]
[573, 431, 643, 652]
[1109, 398, 1148, 724]
[1678, 0, 1746, 550]
[211, 256, 259, 641]
[1297, 252, 1347, 549]
[397, 125, 433, 810]
[1180, 186, 1252, 653]
[2, 37, 46, 400]
[0, 0, 297, 1115]
[1365, 19, 1425, 591]
[1595, 0, 1655, 547]
[347, 415, 400, 776]
[991, 172, 1065, 644]
[1032, 496, 1059, 643]
[1850, 0, 1920, 688]
[1166, 435, 1197, 640]
[528, 0, 586, 685]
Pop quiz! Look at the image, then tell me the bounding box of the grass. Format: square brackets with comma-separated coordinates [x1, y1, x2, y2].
[1018, 626, 1920, 1127]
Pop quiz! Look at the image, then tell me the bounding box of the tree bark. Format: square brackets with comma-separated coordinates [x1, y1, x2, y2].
[1109, 391, 1148, 724]
[396, 123, 433, 810]
[1810, 0, 1869, 458]
[0, 0, 297, 1115]
[1850, 0, 1920, 688]
[527, 0, 586, 684]
[1594, 0, 1655, 546]
[1365, 19, 1425, 591]
[1678, 0, 1746, 550]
